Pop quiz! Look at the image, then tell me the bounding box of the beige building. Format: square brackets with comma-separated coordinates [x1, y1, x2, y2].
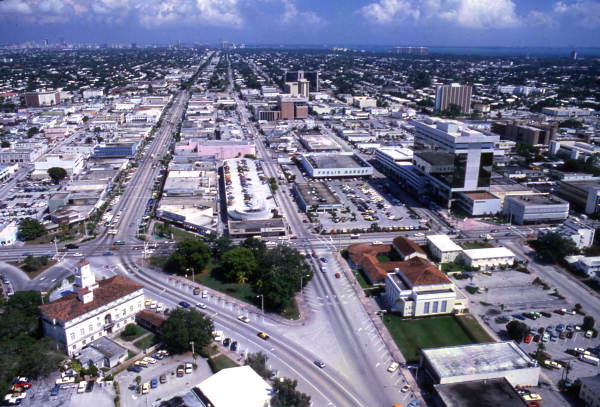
[39, 260, 144, 355]
[427, 235, 463, 263]
[460, 247, 515, 270]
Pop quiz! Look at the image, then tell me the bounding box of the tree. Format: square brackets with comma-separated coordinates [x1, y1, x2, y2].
[583, 316, 595, 331]
[245, 352, 272, 379]
[559, 119, 583, 129]
[532, 232, 578, 264]
[1, 140, 9, 148]
[221, 247, 257, 282]
[442, 103, 463, 117]
[22, 256, 49, 273]
[164, 238, 211, 274]
[47, 167, 67, 184]
[84, 137, 93, 144]
[271, 378, 311, 407]
[82, 115, 89, 122]
[27, 127, 39, 138]
[506, 320, 530, 342]
[160, 308, 214, 354]
[18, 218, 47, 241]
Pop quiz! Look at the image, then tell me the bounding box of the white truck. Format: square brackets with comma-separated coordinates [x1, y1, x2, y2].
[579, 354, 600, 366]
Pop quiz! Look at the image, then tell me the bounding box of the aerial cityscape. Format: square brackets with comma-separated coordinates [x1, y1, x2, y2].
[1, 1, 600, 407]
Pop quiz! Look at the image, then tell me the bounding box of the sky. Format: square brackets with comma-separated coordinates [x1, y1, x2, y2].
[0, 0, 600, 47]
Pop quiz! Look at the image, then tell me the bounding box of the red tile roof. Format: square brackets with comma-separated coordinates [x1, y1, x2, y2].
[39, 275, 143, 323]
[396, 257, 451, 286]
[392, 236, 426, 258]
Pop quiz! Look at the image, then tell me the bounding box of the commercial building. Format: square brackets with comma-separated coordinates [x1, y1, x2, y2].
[285, 79, 310, 98]
[492, 121, 557, 146]
[284, 70, 320, 92]
[195, 140, 256, 160]
[427, 235, 463, 263]
[299, 135, 342, 152]
[78, 336, 128, 369]
[195, 366, 272, 407]
[24, 90, 61, 107]
[0, 148, 45, 164]
[353, 96, 377, 109]
[0, 163, 18, 181]
[542, 107, 593, 117]
[434, 378, 527, 407]
[540, 219, 596, 250]
[503, 194, 570, 225]
[163, 170, 217, 197]
[228, 218, 288, 238]
[93, 143, 137, 158]
[457, 192, 501, 216]
[279, 96, 308, 120]
[565, 255, 600, 279]
[299, 152, 374, 178]
[0, 222, 18, 246]
[460, 247, 516, 270]
[409, 118, 498, 205]
[292, 182, 343, 212]
[420, 341, 540, 387]
[39, 260, 144, 355]
[33, 153, 85, 178]
[434, 84, 472, 114]
[157, 197, 217, 234]
[550, 140, 600, 161]
[224, 158, 276, 221]
[579, 374, 600, 407]
[384, 257, 467, 316]
[558, 179, 600, 215]
[392, 46, 428, 55]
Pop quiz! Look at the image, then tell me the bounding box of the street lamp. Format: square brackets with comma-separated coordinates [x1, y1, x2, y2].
[256, 294, 264, 314]
[300, 274, 310, 296]
[189, 340, 195, 360]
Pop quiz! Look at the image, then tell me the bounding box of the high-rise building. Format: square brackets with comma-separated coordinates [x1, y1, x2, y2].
[284, 70, 319, 92]
[285, 79, 310, 98]
[409, 118, 498, 204]
[24, 90, 61, 107]
[392, 46, 428, 56]
[571, 50, 578, 60]
[279, 96, 308, 120]
[491, 121, 557, 146]
[434, 84, 472, 114]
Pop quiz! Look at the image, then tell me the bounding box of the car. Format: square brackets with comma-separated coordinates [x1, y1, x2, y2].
[73, 252, 83, 257]
[159, 374, 167, 384]
[103, 251, 114, 256]
[142, 382, 149, 394]
[50, 385, 60, 396]
[556, 324, 565, 332]
[512, 313, 525, 320]
[196, 302, 207, 309]
[185, 362, 193, 374]
[533, 335, 540, 342]
[237, 315, 250, 323]
[401, 385, 410, 393]
[143, 356, 157, 364]
[524, 334, 533, 344]
[77, 381, 86, 393]
[127, 365, 143, 373]
[320, 266, 326, 273]
[223, 338, 231, 347]
[542, 333, 550, 342]
[230, 341, 238, 351]
[314, 360, 326, 368]
[65, 244, 79, 249]
[179, 301, 191, 308]
[176, 365, 184, 377]
[541, 311, 552, 318]
[150, 378, 157, 389]
[387, 362, 399, 373]
[550, 333, 558, 342]
[559, 332, 567, 339]
[258, 332, 270, 340]
[566, 324, 574, 332]
[586, 330, 594, 338]
[546, 325, 554, 332]
[320, 257, 328, 263]
[335, 272, 341, 278]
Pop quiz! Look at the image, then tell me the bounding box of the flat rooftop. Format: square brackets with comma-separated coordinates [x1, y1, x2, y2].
[462, 247, 515, 260]
[415, 151, 454, 166]
[435, 378, 526, 407]
[422, 341, 536, 378]
[463, 192, 499, 200]
[508, 194, 567, 206]
[307, 153, 368, 169]
[377, 146, 413, 161]
[295, 182, 341, 206]
[427, 235, 462, 252]
[300, 135, 341, 151]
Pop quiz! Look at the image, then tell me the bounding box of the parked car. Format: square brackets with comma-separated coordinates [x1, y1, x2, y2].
[387, 362, 399, 373]
[524, 335, 533, 344]
[127, 365, 143, 373]
[176, 365, 184, 377]
[185, 362, 193, 374]
[230, 341, 238, 351]
[150, 378, 157, 389]
[223, 338, 231, 347]
[50, 385, 60, 396]
[159, 374, 167, 384]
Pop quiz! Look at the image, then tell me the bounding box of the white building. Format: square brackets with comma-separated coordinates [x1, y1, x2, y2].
[353, 96, 377, 109]
[33, 153, 85, 178]
[460, 247, 516, 270]
[565, 255, 600, 279]
[0, 222, 18, 246]
[299, 153, 374, 178]
[504, 194, 569, 225]
[0, 163, 18, 181]
[427, 235, 463, 263]
[540, 219, 596, 250]
[195, 366, 272, 407]
[82, 88, 104, 99]
[39, 260, 144, 355]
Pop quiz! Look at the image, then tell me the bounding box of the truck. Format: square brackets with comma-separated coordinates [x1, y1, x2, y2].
[579, 354, 600, 366]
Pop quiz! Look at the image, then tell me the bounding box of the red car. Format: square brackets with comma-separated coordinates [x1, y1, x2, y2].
[524, 334, 533, 344]
[335, 273, 341, 278]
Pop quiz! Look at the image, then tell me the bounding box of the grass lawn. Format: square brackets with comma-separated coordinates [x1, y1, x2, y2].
[208, 355, 238, 373]
[352, 269, 372, 288]
[281, 299, 300, 320]
[8, 259, 58, 279]
[440, 262, 467, 272]
[171, 227, 200, 241]
[460, 241, 495, 250]
[120, 325, 147, 342]
[193, 263, 260, 306]
[133, 333, 158, 350]
[383, 314, 489, 363]
[376, 254, 391, 263]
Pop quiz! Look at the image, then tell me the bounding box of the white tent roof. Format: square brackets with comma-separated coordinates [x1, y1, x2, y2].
[196, 366, 272, 407]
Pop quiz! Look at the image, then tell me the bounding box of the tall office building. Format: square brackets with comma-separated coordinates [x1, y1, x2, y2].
[285, 79, 310, 98]
[284, 70, 320, 92]
[434, 84, 472, 114]
[24, 90, 61, 107]
[392, 46, 428, 56]
[409, 118, 498, 204]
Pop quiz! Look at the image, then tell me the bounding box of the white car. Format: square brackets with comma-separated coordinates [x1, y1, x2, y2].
[387, 362, 399, 373]
[197, 303, 207, 309]
[73, 252, 83, 257]
[237, 315, 250, 323]
[401, 385, 410, 393]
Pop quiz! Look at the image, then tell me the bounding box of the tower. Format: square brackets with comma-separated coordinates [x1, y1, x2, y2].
[75, 260, 97, 304]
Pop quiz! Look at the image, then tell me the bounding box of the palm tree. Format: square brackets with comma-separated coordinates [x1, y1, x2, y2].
[236, 272, 248, 285]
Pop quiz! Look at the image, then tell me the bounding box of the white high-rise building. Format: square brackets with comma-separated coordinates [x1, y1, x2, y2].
[434, 83, 472, 114]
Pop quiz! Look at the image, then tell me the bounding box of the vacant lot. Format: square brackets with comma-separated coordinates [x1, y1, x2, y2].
[384, 314, 492, 362]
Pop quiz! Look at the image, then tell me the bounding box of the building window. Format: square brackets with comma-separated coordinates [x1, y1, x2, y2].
[82, 340, 86, 345]
[130, 305, 133, 312]
[89, 324, 93, 333]
[80, 328, 85, 336]
[423, 302, 430, 314]
[91, 336, 94, 341]
[432, 301, 439, 313]
[441, 301, 447, 313]
[70, 333, 75, 341]
[72, 345, 76, 350]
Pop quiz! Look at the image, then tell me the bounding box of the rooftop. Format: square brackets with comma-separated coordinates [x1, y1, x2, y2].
[422, 341, 537, 378]
[462, 247, 515, 260]
[463, 192, 500, 200]
[392, 236, 427, 257]
[394, 257, 451, 286]
[415, 151, 454, 167]
[377, 146, 413, 162]
[196, 366, 272, 407]
[295, 182, 341, 207]
[507, 194, 568, 206]
[434, 378, 527, 407]
[306, 153, 369, 169]
[427, 235, 463, 252]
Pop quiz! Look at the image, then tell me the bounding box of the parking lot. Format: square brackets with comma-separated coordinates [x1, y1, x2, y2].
[314, 179, 424, 232]
[454, 269, 600, 389]
[0, 180, 55, 225]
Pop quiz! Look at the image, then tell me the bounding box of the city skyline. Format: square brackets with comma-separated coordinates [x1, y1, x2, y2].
[0, 0, 600, 47]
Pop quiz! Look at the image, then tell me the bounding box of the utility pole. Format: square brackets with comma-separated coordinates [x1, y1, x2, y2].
[189, 341, 195, 360]
[257, 294, 264, 314]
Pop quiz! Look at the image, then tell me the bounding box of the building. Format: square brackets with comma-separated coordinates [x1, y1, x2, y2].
[299, 153, 374, 178]
[492, 121, 556, 146]
[284, 79, 309, 98]
[427, 235, 463, 263]
[78, 336, 128, 368]
[542, 107, 593, 117]
[284, 70, 320, 92]
[540, 219, 596, 250]
[93, 143, 137, 158]
[550, 141, 600, 161]
[24, 90, 61, 107]
[384, 257, 467, 316]
[434, 84, 472, 114]
[579, 374, 600, 407]
[420, 341, 540, 387]
[279, 96, 308, 120]
[503, 194, 570, 225]
[460, 247, 516, 270]
[0, 163, 18, 181]
[195, 140, 255, 160]
[457, 192, 501, 216]
[33, 153, 85, 178]
[82, 88, 104, 99]
[392, 236, 428, 261]
[353, 96, 377, 109]
[392, 46, 428, 55]
[228, 218, 288, 238]
[39, 260, 144, 355]
[565, 255, 600, 279]
[434, 378, 527, 407]
[0, 222, 18, 246]
[409, 118, 498, 205]
[292, 182, 343, 212]
[195, 366, 272, 407]
[559, 179, 600, 215]
[224, 158, 276, 221]
[299, 135, 342, 152]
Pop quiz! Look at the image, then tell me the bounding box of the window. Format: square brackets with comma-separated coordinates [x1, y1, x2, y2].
[432, 301, 439, 313]
[70, 333, 75, 341]
[89, 324, 93, 333]
[441, 300, 448, 313]
[122, 309, 126, 317]
[72, 345, 76, 350]
[91, 336, 94, 341]
[423, 302, 430, 314]
[82, 340, 86, 345]
[80, 328, 85, 336]
[130, 305, 133, 312]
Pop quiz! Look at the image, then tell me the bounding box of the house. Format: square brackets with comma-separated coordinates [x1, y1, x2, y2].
[39, 260, 144, 355]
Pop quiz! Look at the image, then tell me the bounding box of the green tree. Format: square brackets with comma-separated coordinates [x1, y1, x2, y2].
[47, 167, 67, 184]
[506, 320, 530, 342]
[22, 256, 49, 273]
[160, 308, 214, 354]
[271, 378, 311, 407]
[221, 247, 257, 282]
[533, 232, 578, 263]
[1, 140, 9, 148]
[18, 218, 47, 241]
[165, 238, 211, 274]
[27, 127, 39, 138]
[583, 316, 595, 331]
[245, 352, 272, 379]
[559, 119, 583, 129]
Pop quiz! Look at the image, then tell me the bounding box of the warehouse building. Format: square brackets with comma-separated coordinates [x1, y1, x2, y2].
[292, 182, 343, 212]
[420, 341, 540, 387]
[460, 247, 515, 270]
[299, 153, 373, 178]
[434, 378, 527, 407]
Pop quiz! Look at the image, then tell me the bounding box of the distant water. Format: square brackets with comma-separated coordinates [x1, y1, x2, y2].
[351, 45, 600, 58]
